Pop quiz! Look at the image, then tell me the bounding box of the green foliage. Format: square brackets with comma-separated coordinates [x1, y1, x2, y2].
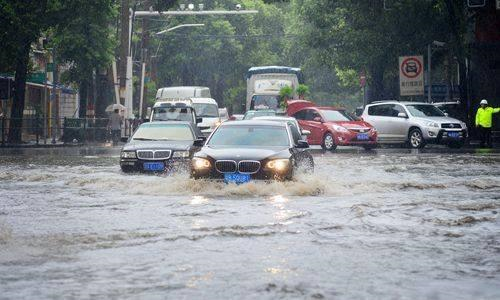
[296, 84, 309, 99]
[292, 0, 456, 100]
[279, 85, 294, 100]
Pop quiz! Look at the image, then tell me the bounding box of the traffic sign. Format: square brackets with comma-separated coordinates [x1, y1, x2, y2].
[399, 55, 424, 96]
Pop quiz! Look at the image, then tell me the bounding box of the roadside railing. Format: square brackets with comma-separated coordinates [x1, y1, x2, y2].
[0, 116, 136, 146]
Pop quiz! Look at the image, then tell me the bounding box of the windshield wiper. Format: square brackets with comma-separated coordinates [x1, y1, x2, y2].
[133, 138, 156, 141]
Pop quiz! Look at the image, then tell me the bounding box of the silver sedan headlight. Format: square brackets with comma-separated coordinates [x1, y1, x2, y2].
[172, 151, 190, 158]
[121, 151, 137, 158]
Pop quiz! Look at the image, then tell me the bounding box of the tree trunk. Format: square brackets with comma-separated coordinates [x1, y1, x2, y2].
[7, 40, 31, 143]
[79, 80, 88, 118]
[368, 65, 385, 102]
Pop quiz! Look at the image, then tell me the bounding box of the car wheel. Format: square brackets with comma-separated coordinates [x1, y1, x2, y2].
[322, 133, 337, 151]
[295, 156, 314, 174]
[408, 128, 425, 149]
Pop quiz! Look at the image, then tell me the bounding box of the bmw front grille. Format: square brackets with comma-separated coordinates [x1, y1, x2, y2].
[137, 150, 172, 160]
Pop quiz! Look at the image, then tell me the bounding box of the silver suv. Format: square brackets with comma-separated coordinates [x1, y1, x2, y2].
[361, 101, 467, 149]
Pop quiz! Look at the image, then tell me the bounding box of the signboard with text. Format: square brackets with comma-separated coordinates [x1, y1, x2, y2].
[399, 55, 424, 96]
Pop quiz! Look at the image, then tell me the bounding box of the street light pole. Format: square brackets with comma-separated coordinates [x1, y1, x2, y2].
[123, 8, 258, 120]
[427, 44, 432, 103]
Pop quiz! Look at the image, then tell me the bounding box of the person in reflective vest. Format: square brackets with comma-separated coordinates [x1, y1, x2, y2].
[475, 99, 500, 147]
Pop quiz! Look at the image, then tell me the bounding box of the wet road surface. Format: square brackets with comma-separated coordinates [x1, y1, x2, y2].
[0, 146, 499, 299]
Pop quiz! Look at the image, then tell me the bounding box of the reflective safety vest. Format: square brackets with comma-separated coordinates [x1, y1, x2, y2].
[476, 106, 500, 128]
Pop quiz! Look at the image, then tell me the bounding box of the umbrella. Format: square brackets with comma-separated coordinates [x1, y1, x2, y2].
[105, 104, 126, 113]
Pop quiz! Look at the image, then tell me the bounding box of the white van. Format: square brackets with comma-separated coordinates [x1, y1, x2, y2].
[156, 86, 211, 100]
[191, 98, 220, 135]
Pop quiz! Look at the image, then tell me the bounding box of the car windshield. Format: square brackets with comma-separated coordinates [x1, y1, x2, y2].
[406, 105, 445, 117]
[132, 124, 194, 141]
[320, 110, 354, 121]
[243, 111, 276, 120]
[252, 95, 279, 110]
[208, 125, 290, 147]
[152, 107, 194, 122]
[193, 103, 219, 118]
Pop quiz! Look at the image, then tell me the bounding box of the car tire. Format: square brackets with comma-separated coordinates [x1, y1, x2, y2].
[321, 133, 337, 151]
[408, 128, 425, 149]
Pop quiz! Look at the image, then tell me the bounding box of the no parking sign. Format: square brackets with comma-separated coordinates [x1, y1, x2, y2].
[399, 55, 424, 96]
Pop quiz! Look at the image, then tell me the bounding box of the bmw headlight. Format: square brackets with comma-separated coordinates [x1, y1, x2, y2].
[121, 151, 136, 158]
[425, 121, 439, 128]
[331, 124, 349, 133]
[192, 157, 211, 169]
[266, 159, 290, 171]
[172, 151, 190, 158]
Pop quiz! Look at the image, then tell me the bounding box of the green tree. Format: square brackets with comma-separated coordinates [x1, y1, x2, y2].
[292, 0, 450, 101]
[51, 0, 116, 117]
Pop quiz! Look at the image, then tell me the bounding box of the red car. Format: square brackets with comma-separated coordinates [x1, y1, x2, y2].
[287, 103, 377, 151]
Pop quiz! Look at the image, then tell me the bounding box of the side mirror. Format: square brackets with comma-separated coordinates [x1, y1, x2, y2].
[121, 137, 129, 143]
[301, 129, 311, 136]
[397, 112, 408, 118]
[193, 138, 205, 147]
[296, 140, 309, 148]
[196, 117, 203, 124]
[313, 116, 323, 123]
[142, 118, 150, 123]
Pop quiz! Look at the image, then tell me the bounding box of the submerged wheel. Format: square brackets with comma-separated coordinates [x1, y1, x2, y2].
[322, 133, 337, 151]
[408, 128, 425, 149]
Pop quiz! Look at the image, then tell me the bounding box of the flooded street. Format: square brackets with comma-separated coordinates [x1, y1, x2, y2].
[0, 147, 499, 299]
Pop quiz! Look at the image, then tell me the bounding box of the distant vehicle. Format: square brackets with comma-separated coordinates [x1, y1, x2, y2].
[191, 98, 221, 135]
[191, 120, 314, 183]
[433, 101, 466, 122]
[289, 105, 378, 151]
[120, 122, 205, 173]
[230, 114, 244, 121]
[246, 66, 304, 111]
[243, 109, 276, 120]
[253, 116, 311, 140]
[150, 99, 203, 136]
[361, 101, 467, 149]
[156, 86, 211, 99]
[218, 108, 229, 121]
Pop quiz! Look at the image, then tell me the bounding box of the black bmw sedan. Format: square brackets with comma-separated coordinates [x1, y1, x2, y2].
[120, 121, 204, 173]
[191, 120, 314, 183]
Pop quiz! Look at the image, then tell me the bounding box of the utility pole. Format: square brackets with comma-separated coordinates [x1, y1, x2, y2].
[119, 0, 130, 105]
[51, 48, 57, 144]
[140, 1, 150, 119]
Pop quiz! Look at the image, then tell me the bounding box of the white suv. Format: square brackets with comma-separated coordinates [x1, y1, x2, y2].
[361, 101, 467, 149]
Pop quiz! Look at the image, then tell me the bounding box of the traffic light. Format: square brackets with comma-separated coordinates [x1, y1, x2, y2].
[468, 0, 485, 8]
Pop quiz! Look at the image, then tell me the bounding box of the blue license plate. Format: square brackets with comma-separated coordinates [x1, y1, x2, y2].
[143, 162, 165, 171]
[224, 173, 251, 184]
[357, 133, 369, 140]
[448, 132, 460, 138]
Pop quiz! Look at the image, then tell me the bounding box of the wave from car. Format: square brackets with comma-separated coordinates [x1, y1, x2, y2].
[191, 120, 314, 183]
[120, 121, 205, 173]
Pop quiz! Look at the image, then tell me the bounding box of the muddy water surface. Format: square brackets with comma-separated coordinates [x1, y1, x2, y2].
[0, 147, 499, 299]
